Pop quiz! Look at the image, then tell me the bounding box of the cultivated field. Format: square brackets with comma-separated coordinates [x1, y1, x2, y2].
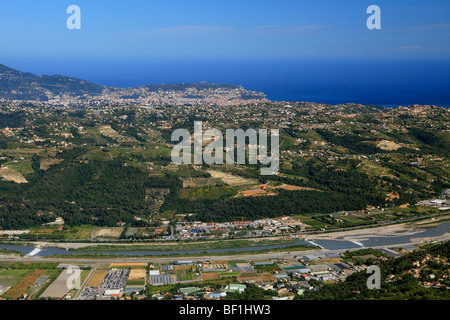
[275, 184, 316, 191]
[3, 270, 46, 299]
[207, 170, 256, 186]
[40, 159, 63, 170]
[173, 265, 194, 271]
[128, 269, 147, 280]
[377, 140, 402, 151]
[126, 269, 147, 287]
[238, 273, 263, 283]
[0, 269, 29, 288]
[259, 273, 277, 282]
[86, 269, 108, 287]
[202, 272, 220, 281]
[98, 125, 119, 138]
[92, 227, 124, 238]
[219, 272, 241, 278]
[0, 166, 28, 183]
[182, 178, 197, 188]
[40, 269, 78, 299]
[241, 188, 276, 197]
[109, 263, 147, 268]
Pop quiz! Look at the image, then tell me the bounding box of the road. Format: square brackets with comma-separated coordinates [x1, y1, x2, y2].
[0, 240, 444, 265]
[1, 214, 448, 264]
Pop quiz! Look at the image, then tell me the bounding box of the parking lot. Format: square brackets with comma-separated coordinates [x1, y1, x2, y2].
[81, 268, 130, 300]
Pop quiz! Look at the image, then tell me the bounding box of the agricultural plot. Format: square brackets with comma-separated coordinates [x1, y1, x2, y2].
[109, 146, 172, 160]
[110, 263, 147, 268]
[24, 225, 97, 240]
[259, 273, 277, 282]
[376, 140, 403, 151]
[241, 187, 276, 197]
[64, 225, 98, 240]
[8, 159, 35, 175]
[238, 273, 263, 283]
[338, 215, 371, 226]
[83, 149, 113, 161]
[357, 160, 393, 177]
[86, 270, 108, 287]
[2, 269, 46, 299]
[275, 184, 317, 191]
[172, 265, 201, 282]
[176, 269, 194, 281]
[82, 127, 117, 145]
[40, 268, 81, 299]
[39, 158, 63, 170]
[194, 178, 226, 187]
[126, 269, 147, 287]
[202, 272, 220, 281]
[29, 227, 57, 235]
[29, 269, 62, 299]
[92, 227, 124, 239]
[207, 170, 256, 186]
[181, 178, 225, 188]
[176, 165, 195, 178]
[182, 179, 197, 188]
[0, 269, 29, 290]
[0, 166, 28, 183]
[179, 185, 238, 201]
[98, 125, 120, 139]
[299, 217, 331, 229]
[254, 265, 282, 272]
[144, 130, 165, 143]
[219, 272, 241, 278]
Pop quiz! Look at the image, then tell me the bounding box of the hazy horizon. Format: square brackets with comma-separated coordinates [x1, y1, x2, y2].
[3, 58, 449, 108]
[1, 0, 449, 107]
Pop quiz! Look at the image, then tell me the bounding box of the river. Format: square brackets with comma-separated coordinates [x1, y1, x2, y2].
[1, 221, 449, 257]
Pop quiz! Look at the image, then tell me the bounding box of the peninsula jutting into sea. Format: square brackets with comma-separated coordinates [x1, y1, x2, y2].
[0, 64, 267, 107]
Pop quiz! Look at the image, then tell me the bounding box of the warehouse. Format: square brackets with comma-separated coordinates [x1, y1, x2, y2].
[149, 270, 160, 276]
[150, 274, 174, 285]
[180, 287, 201, 294]
[225, 284, 246, 293]
[173, 260, 195, 266]
[253, 261, 274, 266]
[104, 289, 121, 297]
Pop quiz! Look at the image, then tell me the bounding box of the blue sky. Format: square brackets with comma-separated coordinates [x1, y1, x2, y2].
[1, 0, 449, 60]
[0, 0, 449, 106]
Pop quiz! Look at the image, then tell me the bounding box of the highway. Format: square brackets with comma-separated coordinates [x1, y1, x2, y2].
[0, 240, 446, 264]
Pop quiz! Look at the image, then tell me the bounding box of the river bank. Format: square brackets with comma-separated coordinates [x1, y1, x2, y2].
[1, 216, 449, 258]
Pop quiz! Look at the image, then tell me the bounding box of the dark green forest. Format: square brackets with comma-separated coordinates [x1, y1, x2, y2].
[0, 156, 181, 229]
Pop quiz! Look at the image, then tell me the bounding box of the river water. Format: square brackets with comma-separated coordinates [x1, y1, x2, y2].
[1, 221, 449, 257]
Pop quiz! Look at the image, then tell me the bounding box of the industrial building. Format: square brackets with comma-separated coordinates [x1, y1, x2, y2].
[150, 274, 174, 286]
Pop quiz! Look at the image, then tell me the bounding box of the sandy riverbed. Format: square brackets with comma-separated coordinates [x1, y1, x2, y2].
[31, 217, 449, 250]
[306, 216, 449, 242]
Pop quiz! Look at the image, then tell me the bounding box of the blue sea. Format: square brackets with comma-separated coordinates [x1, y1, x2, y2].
[8, 58, 450, 107]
